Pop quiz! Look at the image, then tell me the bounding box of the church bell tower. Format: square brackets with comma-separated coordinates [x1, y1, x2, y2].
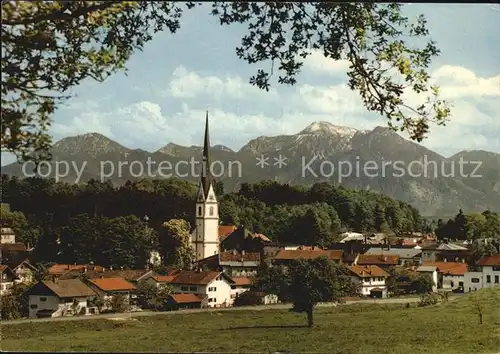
[192, 112, 219, 261]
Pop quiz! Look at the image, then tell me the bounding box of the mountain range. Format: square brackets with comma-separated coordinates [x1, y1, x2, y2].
[2, 121, 499, 217]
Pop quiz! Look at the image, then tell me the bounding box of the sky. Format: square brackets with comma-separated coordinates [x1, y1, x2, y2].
[2, 4, 500, 166]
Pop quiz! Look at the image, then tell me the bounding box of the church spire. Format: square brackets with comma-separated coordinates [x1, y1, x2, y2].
[201, 111, 214, 197]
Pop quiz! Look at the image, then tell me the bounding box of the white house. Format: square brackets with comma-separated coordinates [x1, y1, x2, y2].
[416, 265, 438, 292]
[347, 265, 390, 298]
[86, 277, 137, 311]
[13, 260, 37, 285]
[26, 279, 97, 318]
[0, 265, 16, 294]
[169, 270, 234, 308]
[464, 255, 500, 293]
[423, 262, 467, 290]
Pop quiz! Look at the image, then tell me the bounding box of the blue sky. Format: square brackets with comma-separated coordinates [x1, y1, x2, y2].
[3, 4, 500, 165]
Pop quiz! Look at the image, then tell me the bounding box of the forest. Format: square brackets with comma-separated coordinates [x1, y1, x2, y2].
[1, 174, 497, 269]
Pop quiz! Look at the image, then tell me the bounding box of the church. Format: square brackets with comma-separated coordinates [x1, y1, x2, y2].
[189, 113, 271, 266]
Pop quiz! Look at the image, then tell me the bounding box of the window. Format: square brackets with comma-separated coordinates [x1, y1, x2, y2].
[180, 286, 188, 291]
[40, 297, 47, 302]
[208, 298, 215, 303]
[471, 278, 480, 283]
[208, 287, 217, 292]
[495, 276, 499, 284]
[486, 275, 491, 283]
[30, 304, 38, 309]
[209, 206, 214, 216]
[493, 266, 500, 271]
[189, 286, 197, 291]
[198, 206, 202, 216]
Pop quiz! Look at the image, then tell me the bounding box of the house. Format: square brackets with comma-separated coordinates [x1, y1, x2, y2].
[0, 264, 17, 294]
[86, 277, 137, 310]
[0, 242, 29, 269]
[220, 226, 271, 253]
[26, 278, 97, 318]
[347, 265, 390, 298]
[364, 247, 422, 266]
[47, 264, 105, 277]
[166, 293, 207, 310]
[59, 267, 152, 283]
[230, 276, 253, 303]
[192, 250, 262, 277]
[144, 274, 176, 288]
[423, 262, 468, 290]
[355, 254, 399, 268]
[262, 243, 304, 259]
[416, 265, 438, 292]
[169, 270, 234, 308]
[421, 242, 471, 263]
[464, 255, 500, 292]
[13, 260, 37, 284]
[272, 247, 343, 266]
[0, 227, 16, 244]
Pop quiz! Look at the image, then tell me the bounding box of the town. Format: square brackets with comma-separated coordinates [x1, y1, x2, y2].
[1, 118, 499, 322]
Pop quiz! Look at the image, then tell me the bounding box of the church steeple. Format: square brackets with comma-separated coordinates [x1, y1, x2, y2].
[201, 111, 214, 198]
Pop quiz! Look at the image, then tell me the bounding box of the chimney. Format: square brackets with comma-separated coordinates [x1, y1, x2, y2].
[233, 249, 237, 256]
[67, 264, 70, 270]
[100, 275, 104, 279]
[120, 266, 123, 270]
[242, 250, 245, 256]
[110, 266, 113, 270]
[84, 267, 87, 273]
[53, 276, 58, 283]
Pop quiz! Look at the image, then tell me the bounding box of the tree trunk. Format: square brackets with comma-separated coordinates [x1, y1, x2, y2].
[307, 305, 313, 328]
[479, 312, 483, 324]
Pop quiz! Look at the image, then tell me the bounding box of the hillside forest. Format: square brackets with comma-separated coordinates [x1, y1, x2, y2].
[1, 175, 498, 269]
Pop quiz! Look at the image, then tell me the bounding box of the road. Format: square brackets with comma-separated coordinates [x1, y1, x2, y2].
[1, 297, 431, 325]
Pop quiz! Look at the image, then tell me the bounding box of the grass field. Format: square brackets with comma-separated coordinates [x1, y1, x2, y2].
[2, 288, 499, 353]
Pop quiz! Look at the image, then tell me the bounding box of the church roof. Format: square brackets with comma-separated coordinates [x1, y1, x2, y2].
[200, 111, 215, 198]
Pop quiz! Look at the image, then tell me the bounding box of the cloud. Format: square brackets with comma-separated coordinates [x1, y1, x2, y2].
[302, 50, 351, 75]
[167, 65, 279, 101]
[432, 65, 500, 99]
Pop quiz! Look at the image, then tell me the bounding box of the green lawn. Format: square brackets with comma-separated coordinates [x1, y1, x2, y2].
[2, 288, 499, 353]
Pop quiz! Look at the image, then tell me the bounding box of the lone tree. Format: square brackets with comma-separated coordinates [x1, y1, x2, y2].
[160, 219, 194, 270]
[2, 2, 449, 162]
[255, 257, 356, 327]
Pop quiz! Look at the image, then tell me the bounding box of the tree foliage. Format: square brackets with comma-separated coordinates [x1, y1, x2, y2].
[1, 175, 433, 266]
[136, 281, 173, 311]
[1, 2, 449, 161]
[160, 219, 194, 269]
[254, 258, 356, 327]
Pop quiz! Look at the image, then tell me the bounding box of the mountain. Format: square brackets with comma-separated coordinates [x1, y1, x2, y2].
[2, 122, 499, 216]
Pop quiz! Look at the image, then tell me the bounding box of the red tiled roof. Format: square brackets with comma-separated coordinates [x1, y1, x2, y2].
[152, 275, 175, 283]
[171, 270, 233, 285]
[479, 255, 500, 267]
[274, 249, 343, 261]
[48, 264, 105, 276]
[219, 251, 260, 262]
[171, 293, 206, 304]
[232, 277, 253, 286]
[423, 262, 468, 276]
[357, 254, 399, 265]
[88, 277, 136, 291]
[219, 225, 237, 241]
[348, 265, 390, 278]
[0, 243, 27, 252]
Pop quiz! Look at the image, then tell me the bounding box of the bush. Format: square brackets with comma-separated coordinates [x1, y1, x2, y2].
[233, 292, 263, 306]
[418, 293, 439, 307]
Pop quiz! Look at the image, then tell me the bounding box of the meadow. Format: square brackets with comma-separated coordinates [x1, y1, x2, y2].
[2, 288, 499, 353]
